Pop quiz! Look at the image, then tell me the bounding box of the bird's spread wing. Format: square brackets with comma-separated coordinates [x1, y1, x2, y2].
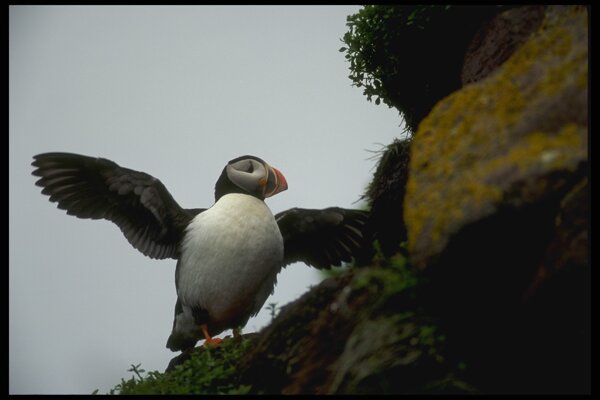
[275, 207, 369, 269]
[32, 152, 204, 259]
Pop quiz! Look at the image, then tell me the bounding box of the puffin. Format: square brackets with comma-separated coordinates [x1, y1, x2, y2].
[31, 153, 369, 351]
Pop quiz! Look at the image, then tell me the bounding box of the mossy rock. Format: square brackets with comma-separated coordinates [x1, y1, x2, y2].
[405, 5, 588, 268]
[238, 254, 474, 394]
[402, 5, 589, 393]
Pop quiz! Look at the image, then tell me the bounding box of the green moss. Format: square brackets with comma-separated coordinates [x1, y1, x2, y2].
[330, 257, 475, 394]
[350, 244, 418, 314]
[108, 338, 253, 395]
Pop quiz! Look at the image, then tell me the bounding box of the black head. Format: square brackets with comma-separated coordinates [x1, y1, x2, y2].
[214, 155, 288, 202]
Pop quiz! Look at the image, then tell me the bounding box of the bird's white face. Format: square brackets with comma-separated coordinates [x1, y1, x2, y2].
[226, 157, 288, 198]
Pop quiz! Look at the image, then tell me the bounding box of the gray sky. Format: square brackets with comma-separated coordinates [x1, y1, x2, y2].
[9, 6, 404, 394]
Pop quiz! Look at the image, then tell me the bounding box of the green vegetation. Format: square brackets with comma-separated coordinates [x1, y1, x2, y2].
[351, 241, 416, 314]
[363, 139, 411, 257]
[340, 5, 505, 132]
[340, 6, 450, 108]
[106, 338, 253, 395]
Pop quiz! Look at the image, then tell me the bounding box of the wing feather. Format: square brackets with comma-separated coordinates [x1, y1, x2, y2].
[275, 207, 370, 269]
[32, 152, 205, 260]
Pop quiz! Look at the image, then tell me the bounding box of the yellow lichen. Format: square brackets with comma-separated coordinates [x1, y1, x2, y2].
[405, 6, 588, 263]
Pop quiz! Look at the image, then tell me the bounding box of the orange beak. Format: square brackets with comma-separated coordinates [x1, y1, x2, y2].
[264, 165, 288, 198]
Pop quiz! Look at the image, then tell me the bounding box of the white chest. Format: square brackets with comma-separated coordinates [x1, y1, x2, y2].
[177, 194, 284, 321]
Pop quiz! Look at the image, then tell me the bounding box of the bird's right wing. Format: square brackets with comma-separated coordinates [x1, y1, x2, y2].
[32, 152, 204, 260]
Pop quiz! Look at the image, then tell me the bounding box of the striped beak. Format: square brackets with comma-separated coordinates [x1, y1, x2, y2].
[263, 165, 288, 198]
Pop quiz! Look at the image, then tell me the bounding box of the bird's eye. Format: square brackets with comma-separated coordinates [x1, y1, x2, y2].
[245, 162, 254, 173]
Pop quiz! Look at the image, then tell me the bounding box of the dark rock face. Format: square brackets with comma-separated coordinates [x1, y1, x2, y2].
[461, 5, 546, 85]
[359, 4, 589, 393]
[403, 4, 589, 393]
[406, 5, 588, 269]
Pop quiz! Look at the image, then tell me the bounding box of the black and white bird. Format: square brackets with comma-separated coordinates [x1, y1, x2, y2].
[31, 153, 369, 351]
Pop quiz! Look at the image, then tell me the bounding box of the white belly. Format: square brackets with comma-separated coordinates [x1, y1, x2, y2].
[177, 193, 284, 324]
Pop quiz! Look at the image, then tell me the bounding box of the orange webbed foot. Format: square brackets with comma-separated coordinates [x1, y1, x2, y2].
[200, 324, 223, 347]
[203, 337, 223, 347]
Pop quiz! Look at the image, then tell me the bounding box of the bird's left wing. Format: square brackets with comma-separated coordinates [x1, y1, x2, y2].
[275, 207, 369, 269]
